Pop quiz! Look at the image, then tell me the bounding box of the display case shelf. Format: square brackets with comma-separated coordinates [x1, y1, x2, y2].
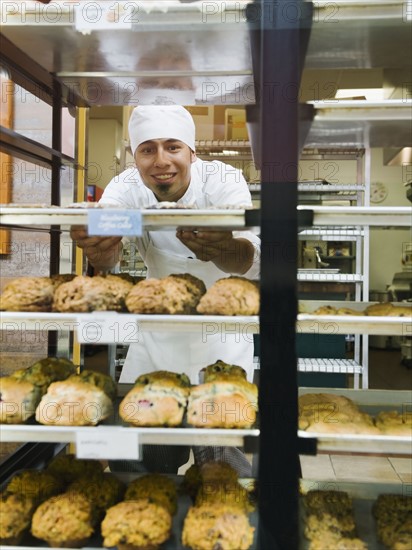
[298, 358, 363, 374]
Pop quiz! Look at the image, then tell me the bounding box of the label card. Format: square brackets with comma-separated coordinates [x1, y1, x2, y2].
[87, 209, 142, 236]
[76, 428, 140, 460]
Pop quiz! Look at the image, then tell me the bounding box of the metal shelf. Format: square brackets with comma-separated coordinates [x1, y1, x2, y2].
[300, 206, 412, 227]
[299, 388, 412, 455]
[0, 423, 259, 447]
[298, 272, 363, 283]
[307, 100, 412, 149]
[0, 207, 256, 231]
[1, 305, 409, 338]
[298, 358, 363, 374]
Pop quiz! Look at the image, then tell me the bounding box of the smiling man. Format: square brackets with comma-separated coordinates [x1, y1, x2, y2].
[70, 105, 261, 475]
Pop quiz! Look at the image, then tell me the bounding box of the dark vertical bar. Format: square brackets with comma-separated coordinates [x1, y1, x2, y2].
[257, 1, 301, 548]
[49, 81, 62, 355]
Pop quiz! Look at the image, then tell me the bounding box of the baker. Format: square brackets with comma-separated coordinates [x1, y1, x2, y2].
[71, 105, 261, 474]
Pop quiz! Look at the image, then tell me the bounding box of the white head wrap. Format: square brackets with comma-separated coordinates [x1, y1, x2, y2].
[128, 105, 196, 155]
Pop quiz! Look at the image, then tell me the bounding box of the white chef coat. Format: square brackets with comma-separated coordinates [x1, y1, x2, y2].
[100, 158, 260, 384]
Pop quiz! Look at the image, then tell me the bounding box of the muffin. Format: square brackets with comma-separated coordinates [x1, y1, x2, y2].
[125, 473, 177, 515]
[46, 453, 103, 484]
[101, 499, 172, 549]
[69, 472, 125, 521]
[0, 276, 55, 311]
[0, 492, 35, 545]
[119, 370, 190, 427]
[182, 503, 255, 550]
[196, 276, 259, 315]
[31, 491, 94, 547]
[6, 469, 63, 505]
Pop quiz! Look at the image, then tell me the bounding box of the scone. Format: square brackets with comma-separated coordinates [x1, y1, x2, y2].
[126, 273, 205, 314]
[6, 469, 63, 505]
[337, 308, 363, 316]
[313, 305, 338, 315]
[181, 461, 239, 501]
[203, 359, 247, 381]
[46, 454, 103, 483]
[195, 481, 255, 512]
[102, 274, 134, 311]
[36, 377, 113, 426]
[0, 276, 55, 311]
[182, 503, 255, 550]
[388, 305, 412, 317]
[365, 302, 394, 316]
[119, 370, 190, 427]
[0, 492, 35, 545]
[101, 499, 172, 549]
[0, 376, 42, 423]
[124, 473, 177, 515]
[53, 275, 120, 312]
[11, 356, 77, 395]
[375, 410, 412, 436]
[196, 276, 259, 315]
[187, 374, 258, 428]
[299, 393, 379, 434]
[72, 369, 117, 401]
[31, 491, 94, 547]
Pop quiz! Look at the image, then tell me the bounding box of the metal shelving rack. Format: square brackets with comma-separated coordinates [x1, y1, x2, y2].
[1, 1, 412, 549]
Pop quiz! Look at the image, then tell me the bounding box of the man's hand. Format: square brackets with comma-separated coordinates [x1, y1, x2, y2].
[70, 225, 122, 272]
[176, 229, 255, 274]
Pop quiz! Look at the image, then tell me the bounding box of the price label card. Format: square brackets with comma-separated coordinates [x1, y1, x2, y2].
[87, 209, 142, 236]
[76, 313, 140, 344]
[76, 429, 140, 460]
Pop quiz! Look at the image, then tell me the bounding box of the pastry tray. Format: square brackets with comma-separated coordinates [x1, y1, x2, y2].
[299, 480, 408, 550]
[2, 474, 259, 550]
[298, 388, 412, 455]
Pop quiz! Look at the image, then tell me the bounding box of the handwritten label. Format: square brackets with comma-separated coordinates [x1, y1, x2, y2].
[87, 209, 142, 236]
[76, 313, 140, 344]
[76, 429, 140, 460]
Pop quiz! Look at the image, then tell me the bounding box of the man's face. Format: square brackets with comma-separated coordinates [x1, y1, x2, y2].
[134, 139, 196, 202]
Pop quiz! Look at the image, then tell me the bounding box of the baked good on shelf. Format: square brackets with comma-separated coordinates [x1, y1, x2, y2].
[46, 454, 103, 484]
[11, 356, 77, 394]
[35, 376, 113, 426]
[312, 305, 338, 315]
[6, 469, 63, 505]
[203, 359, 247, 381]
[0, 276, 55, 311]
[195, 480, 255, 513]
[196, 276, 259, 315]
[364, 302, 394, 316]
[124, 473, 177, 515]
[298, 393, 378, 434]
[375, 410, 412, 436]
[125, 273, 206, 314]
[31, 491, 94, 547]
[73, 369, 118, 401]
[69, 472, 125, 522]
[187, 370, 258, 428]
[387, 305, 412, 317]
[336, 307, 363, 316]
[181, 461, 239, 501]
[101, 499, 172, 549]
[182, 503, 255, 550]
[102, 274, 134, 311]
[0, 492, 35, 545]
[119, 370, 190, 427]
[303, 490, 367, 549]
[0, 377, 42, 423]
[53, 275, 123, 312]
[373, 494, 412, 549]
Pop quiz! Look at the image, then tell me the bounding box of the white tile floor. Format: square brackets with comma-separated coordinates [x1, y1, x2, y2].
[300, 454, 412, 484]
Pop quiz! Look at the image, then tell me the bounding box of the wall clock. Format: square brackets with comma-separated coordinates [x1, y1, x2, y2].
[370, 181, 388, 204]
